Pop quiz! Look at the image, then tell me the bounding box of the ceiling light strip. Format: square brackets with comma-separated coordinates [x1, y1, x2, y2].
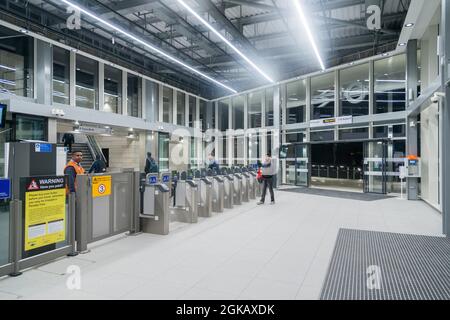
[61, 0, 237, 93]
[292, 0, 325, 70]
[177, 0, 274, 83]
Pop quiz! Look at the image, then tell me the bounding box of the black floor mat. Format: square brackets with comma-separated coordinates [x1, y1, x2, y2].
[320, 229, 450, 300]
[279, 187, 392, 201]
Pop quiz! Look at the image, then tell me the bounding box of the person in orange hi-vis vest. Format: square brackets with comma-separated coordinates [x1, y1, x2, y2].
[64, 150, 85, 194]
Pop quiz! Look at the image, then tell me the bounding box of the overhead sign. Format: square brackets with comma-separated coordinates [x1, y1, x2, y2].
[92, 175, 112, 198]
[23, 176, 66, 251]
[76, 125, 112, 135]
[310, 116, 353, 128]
[35, 143, 52, 153]
[0, 178, 11, 200]
[366, 0, 381, 31]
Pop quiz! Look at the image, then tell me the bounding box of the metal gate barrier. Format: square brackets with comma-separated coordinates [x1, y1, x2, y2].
[0, 192, 77, 279]
[75, 170, 140, 252]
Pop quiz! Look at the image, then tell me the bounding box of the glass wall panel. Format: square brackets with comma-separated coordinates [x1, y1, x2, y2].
[211, 103, 216, 129]
[158, 132, 169, 171]
[248, 91, 262, 128]
[219, 136, 228, 166]
[188, 96, 196, 127]
[162, 86, 173, 123]
[234, 135, 245, 165]
[339, 127, 369, 140]
[248, 133, 261, 164]
[311, 72, 335, 120]
[76, 55, 98, 109]
[286, 79, 307, 124]
[199, 100, 207, 131]
[310, 130, 334, 142]
[265, 88, 274, 127]
[218, 99, 229, 131]
[339, 63, 369, 116]
[374, 54, 406, 114]
[127, 74, 141, 117]
[232, 95, 244, 130]
[52, 46, 70, 104]
[190, 137, 197, 169]
[0, 27, 33, 97]
[286, 130, 305, 143]
[177, 91, 185, 126]
[104, 65, 122, 114]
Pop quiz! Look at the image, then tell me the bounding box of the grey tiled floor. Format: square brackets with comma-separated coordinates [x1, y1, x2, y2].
[0, 190, 442, 300]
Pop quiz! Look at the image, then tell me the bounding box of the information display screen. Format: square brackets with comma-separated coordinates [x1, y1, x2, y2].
[0, 104, 7, 128]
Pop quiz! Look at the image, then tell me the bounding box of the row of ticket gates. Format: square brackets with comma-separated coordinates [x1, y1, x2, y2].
[139, 166, 262, 235]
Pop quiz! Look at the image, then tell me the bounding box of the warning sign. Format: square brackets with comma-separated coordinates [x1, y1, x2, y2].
[23, 176, 66, 251]
[92, 175, 112, 198]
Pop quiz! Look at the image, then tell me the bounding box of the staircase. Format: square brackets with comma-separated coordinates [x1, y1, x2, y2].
[58, 143, 95, 171]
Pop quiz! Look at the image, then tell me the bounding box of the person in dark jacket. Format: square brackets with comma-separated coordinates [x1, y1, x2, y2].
[62, 132, 75, 153]
[88, 155, 107, 174]
[144, 152, 159, 174]
[207, 154, 220, 173]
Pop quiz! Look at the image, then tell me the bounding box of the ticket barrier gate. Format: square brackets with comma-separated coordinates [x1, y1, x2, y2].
[208, 169, 224, 213]
[171, 171, 199, 223]
[195, 170, 212, 217]
[221, 168, 234, 209]
[231, 167, 243, 205]
[243, 167, 256, 200]
[240, 168, 250, 202]
[140, 173, 170, 235]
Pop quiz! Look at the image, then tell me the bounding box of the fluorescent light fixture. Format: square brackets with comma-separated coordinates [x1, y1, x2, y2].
[61, 0, 237, 93]
[292, 0, 325, 70]
[398, 42, 407, 46]
[405, 23, 414, 27]
[176, 0, 274, 83]
[0, 64, 16, 71]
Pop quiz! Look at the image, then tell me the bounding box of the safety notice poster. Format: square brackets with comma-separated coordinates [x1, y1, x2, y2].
[92, 175, 112, 198]
[24, 176, 66, 251]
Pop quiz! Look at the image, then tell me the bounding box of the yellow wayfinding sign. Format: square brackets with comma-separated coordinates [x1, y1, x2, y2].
[24, 177, 66, 251]
[92, 175, 112, 198]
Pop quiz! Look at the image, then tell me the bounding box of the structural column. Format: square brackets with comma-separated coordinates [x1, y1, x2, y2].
[35, 39, 52, 105]
[406, 40, 419, 200]
[441, 0, 450, 236]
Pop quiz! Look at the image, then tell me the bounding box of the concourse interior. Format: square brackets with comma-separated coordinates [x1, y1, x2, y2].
[0, 0, 449, 302]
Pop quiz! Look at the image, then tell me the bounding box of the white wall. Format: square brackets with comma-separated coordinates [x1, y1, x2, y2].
[419, 19, 440, 209]
[96, 133, 146, 171]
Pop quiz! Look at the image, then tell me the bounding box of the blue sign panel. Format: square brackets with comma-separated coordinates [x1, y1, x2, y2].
[0, 178, 11, 200]
[35, 143, 52, 153]
[148, 176, 158, 185]
[162, 174, 170, 183]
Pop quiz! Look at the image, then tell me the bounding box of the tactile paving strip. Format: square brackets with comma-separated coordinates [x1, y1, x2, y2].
[320, 229, 450, 300]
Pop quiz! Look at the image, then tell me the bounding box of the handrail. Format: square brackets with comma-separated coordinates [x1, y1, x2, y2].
[86, 135, 107, 164]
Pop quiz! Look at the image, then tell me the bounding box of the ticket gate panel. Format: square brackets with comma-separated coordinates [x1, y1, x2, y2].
[170, 180, 199, 223]
[197, 178, 213, 217]
[241, 173, 250, 202]
[223, 176, 234, 209]
[247, 173, 257, 200]
[140, 176, 170, 235]
[233, 176, 243, 205]
[212, 177, 224, 213]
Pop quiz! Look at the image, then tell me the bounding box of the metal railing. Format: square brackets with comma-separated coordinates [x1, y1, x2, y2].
[86, 135, 107, 165]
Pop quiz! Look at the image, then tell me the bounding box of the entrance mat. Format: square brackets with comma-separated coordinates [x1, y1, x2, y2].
[320, 229, 450, 300]
[278, 187, 392, 201]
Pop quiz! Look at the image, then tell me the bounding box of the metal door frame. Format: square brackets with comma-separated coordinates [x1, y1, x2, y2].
[363, 140, 388, 194]
[294, 143, 311, 187]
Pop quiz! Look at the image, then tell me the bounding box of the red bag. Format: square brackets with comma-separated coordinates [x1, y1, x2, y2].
[256, 168, 263, 183]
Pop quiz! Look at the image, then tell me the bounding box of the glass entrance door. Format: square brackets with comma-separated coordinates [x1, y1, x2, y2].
[295, 144, 310, 187]
[363, 141, 387, 194]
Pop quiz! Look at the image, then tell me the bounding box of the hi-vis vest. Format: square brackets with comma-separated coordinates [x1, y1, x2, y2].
[64, 160, 85, 194]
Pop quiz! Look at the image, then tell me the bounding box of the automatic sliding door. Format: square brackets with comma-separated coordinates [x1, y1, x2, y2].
[363, 141, 387, 194]
[295, 144, 309, 187]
